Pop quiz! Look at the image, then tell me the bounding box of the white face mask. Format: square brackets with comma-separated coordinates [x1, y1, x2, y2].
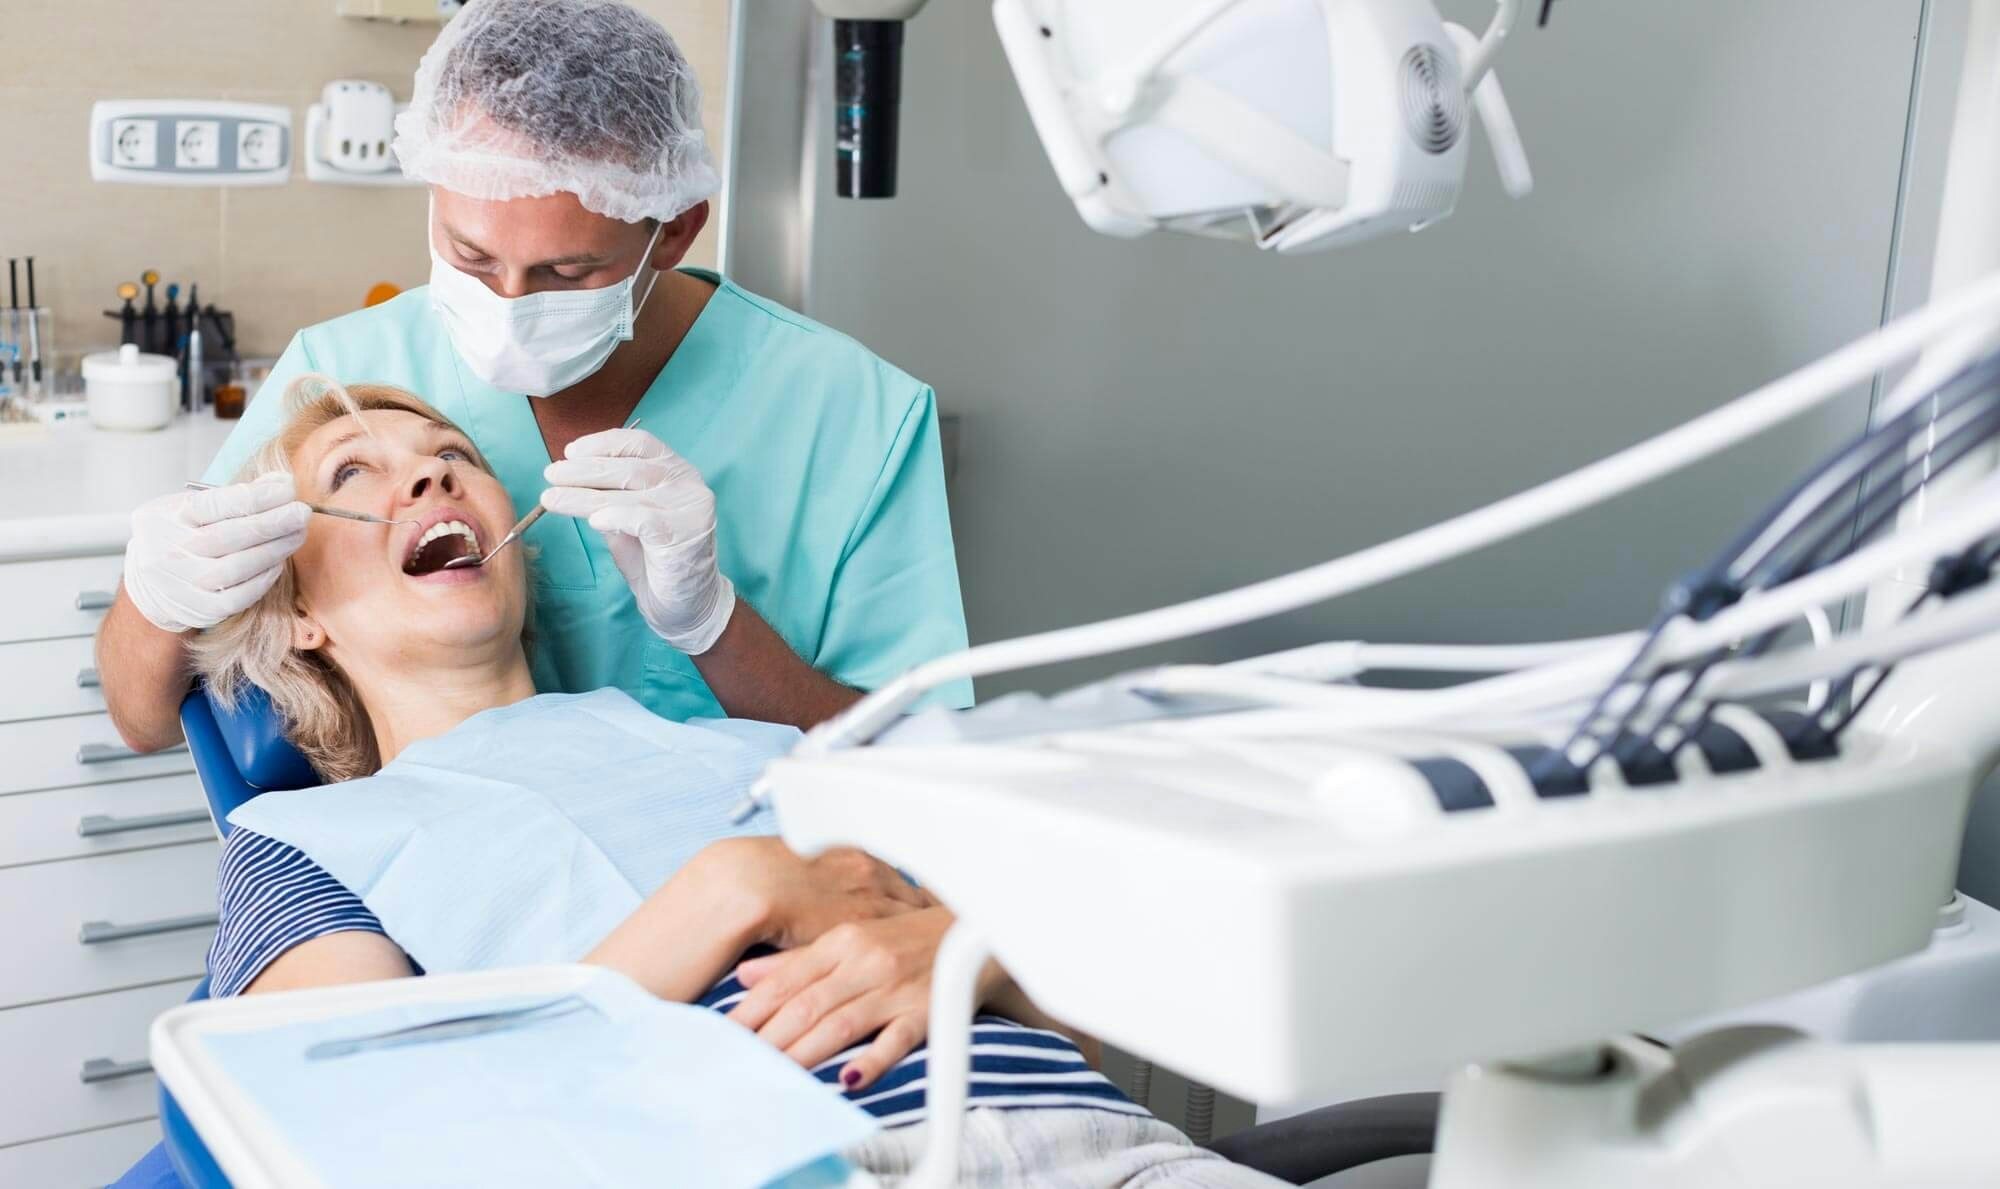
[428, 217, 666, 397]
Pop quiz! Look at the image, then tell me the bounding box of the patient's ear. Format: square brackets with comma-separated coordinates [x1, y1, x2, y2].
[291, 605, 328, 653]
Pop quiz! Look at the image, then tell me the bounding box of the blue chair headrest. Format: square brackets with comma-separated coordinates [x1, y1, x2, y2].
[181, 682, 320, 837]
[209, 682, 319, 792]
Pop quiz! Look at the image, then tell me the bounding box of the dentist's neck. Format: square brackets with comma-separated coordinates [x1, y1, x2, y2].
[349, 647, 538, 768]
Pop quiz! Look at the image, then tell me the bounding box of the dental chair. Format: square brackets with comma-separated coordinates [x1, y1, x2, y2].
[113, 684, 1437, 1188]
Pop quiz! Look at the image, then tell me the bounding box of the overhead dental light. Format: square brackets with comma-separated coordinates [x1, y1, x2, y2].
[991, 0, 1533, 251]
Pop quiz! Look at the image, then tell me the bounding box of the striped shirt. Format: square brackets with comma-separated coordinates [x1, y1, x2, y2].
[209, 829, 1139, 1128]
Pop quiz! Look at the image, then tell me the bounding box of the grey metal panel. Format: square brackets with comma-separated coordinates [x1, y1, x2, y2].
[788, 0, 1927, 700]
[719, 0, 818, 309]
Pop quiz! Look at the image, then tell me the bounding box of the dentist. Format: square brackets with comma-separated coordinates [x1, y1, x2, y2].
[96, 0, 971, 749]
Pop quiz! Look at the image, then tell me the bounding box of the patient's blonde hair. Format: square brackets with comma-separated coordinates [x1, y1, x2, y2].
[187, 375, 505, 784]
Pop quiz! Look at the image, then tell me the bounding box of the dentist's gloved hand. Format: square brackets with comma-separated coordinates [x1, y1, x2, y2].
[123, 476, 313, 634]
[540, 428, 737, 655]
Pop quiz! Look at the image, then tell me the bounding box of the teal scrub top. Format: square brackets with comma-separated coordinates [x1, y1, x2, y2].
[203, 270, 974, 721]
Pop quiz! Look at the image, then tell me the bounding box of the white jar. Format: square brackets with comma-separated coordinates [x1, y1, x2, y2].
[82, 343, 179, 431]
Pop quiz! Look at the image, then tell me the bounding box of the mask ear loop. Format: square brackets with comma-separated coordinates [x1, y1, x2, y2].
[629, 220, 669, 322]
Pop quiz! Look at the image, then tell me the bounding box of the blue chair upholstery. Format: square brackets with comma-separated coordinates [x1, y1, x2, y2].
[179, 683, 320, 836]
[117, 686, 322, 1188]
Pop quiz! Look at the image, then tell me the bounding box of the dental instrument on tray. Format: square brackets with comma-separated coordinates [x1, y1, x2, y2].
[304, 994, 591, 1061]
[106, 281, 140, 346]
[24, 256, 41, 387]
[183, 481, 420, 528]
[441, 416, 643, 569]
[6, 259, 20, 386]
[186, 283, 204, 408]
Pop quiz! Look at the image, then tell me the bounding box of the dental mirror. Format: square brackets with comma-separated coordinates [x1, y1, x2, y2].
[441, 416, 644, 571]
[440, 505, 547, 570]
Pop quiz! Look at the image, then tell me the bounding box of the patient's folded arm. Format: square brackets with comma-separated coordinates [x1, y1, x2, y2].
[583, 846, 769, 1003]
[582, 837, 930, 1004]
[244, 930, 417, 995]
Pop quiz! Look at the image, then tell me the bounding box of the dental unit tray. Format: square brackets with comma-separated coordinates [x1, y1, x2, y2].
[761, 286, 2000, 1128]
[151, 966, 882, 1189]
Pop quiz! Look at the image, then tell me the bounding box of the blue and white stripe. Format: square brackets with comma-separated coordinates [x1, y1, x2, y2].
[208, 830, 423, 998]
[208, 830, 1136, 1126]
[698, 974, 1142, 1127]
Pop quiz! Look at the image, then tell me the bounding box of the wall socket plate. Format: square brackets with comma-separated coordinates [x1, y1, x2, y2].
[89, 100, 291, 186]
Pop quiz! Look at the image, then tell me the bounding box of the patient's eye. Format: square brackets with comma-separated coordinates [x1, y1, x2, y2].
[328, 455, 365, 491]
[439, 445, 473, 464]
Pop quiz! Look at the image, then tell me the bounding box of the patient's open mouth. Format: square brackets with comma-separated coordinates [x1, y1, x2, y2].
[404, 519, 482, 575]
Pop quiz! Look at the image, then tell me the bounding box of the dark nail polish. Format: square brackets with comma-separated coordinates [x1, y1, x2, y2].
[842, 1068, 861, 1089]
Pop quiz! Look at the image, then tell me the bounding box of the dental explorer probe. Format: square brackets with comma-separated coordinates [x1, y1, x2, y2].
[440, 416, 644, 570]
[182, 481, 420, 527]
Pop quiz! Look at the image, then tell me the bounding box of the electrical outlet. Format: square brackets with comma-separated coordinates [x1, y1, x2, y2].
[175, 120, 221, 169]
[238, 122, 284, 171]
[90, 100, 290, 186]
[111, 119, 157, 168]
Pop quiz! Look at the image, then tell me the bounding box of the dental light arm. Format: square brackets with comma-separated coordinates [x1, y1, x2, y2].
[993, 0, 1531, 252]
[812, 0, 1532, 247]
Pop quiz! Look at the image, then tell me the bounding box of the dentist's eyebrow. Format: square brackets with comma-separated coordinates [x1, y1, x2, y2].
[445, 227, 607, 270]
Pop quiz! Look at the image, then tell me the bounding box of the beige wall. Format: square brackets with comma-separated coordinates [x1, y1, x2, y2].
[0, 0, 730, 364]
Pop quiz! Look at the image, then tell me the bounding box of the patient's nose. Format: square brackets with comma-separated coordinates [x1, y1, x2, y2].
[406, 457, 461, 502]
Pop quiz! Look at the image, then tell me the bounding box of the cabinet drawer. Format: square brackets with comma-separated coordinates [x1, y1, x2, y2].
[0, 553, 124, 644]
[0, 773, 214, 868]
[0, 843, 218, 1009]
[0, 711, 192, 797]
[0, 977, 200, 1148]
[0, 1118, 165, 1188]
[0, 635, 106, 722]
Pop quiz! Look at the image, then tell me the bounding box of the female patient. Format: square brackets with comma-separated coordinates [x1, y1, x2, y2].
[189, 376, 1279, 1187]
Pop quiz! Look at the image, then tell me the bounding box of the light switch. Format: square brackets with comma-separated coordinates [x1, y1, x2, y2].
[174, 120, 221, 169]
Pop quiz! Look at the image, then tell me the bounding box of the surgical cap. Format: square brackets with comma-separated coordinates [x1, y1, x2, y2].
[393, 0, 720, 224]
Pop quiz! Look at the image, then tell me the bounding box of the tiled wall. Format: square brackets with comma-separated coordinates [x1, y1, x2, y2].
[0, 1, 729, 363]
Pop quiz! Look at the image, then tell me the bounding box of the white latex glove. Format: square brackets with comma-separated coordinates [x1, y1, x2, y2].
[540, 428, 737, 655]
[123, 475, 313, 635]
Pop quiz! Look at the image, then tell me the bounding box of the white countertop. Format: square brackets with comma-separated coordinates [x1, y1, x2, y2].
[0, 412, 239, 561]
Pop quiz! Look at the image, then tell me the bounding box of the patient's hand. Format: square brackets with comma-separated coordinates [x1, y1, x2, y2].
[702, 837, 931, 951]
[725, 907, 1008, 1092]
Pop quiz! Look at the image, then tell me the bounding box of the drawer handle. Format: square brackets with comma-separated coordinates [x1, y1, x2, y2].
[75, 589, 115, 612]
[80, 1056, 153, 1084]
[78, 808, 210, 837]
[76, 741, 186, 765]
[78, 666, 101, 688]
[79, 912, 218, 945]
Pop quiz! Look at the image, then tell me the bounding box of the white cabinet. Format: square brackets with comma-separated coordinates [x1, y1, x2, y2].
[0, 978, 203, 1147]
[0, 773, 214, 867]
[0, 634, 107, 721]
[0, 841, 220, 1010]
[0, 1119, 167, 1188]
[0, 711, 195, 796]
[0, 552, 124, 643]
[0, 412, 235, 1184]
